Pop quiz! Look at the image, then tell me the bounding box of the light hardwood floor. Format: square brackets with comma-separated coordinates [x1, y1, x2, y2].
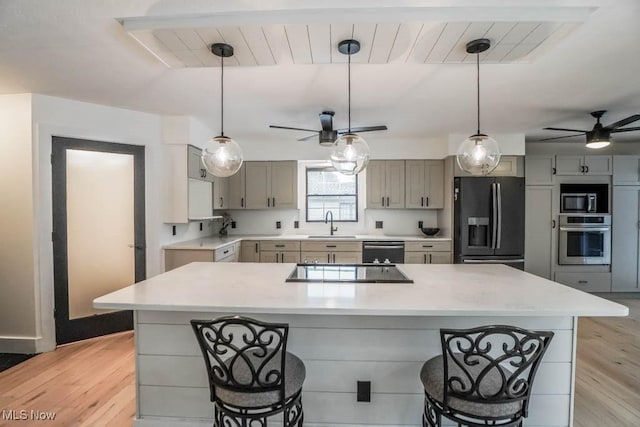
[0, 300, 638, 426]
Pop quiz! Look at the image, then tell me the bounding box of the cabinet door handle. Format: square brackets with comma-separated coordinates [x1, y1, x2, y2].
[580, 165, 585, 173]
[267, 198, 270, 207]
[241, 197, 244, 208]
[429, 253, 432, 263]
[387, 196, 390, 207]
[578, 280, 588, 284]
[333, 253, 336, 263]
[220, 197, 223, 207]
[552, 219, 556, 229]
[223, 250, 229, 254]
[426, 197, 429, 207]
[423, 253, 427, 264]
[272, 197, 276, 207]
[552, 167, 557, 175]
[421, 197, 424, 207]
[255, 243, 258, 253]
[327, 253, 331, 263]
[585, 165, 589, 173]
[381, 196, 385, 207]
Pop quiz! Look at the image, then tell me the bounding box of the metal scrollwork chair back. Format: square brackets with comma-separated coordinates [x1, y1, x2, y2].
[192, 316, 305, 427]
[440, 325, 554, 418]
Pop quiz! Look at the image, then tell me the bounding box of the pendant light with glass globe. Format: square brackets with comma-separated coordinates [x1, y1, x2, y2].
[330, 39, 370, 176]
[201, 43, 244, 178]
[456, 39, 501, 176]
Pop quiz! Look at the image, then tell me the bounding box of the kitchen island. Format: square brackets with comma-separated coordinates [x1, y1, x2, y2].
[94, 262, 627, 427]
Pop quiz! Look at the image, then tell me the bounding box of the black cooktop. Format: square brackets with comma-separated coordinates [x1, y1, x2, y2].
[286, 264, 413, 283]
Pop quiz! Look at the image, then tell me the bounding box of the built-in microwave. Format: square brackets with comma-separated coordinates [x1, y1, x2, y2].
[561, 193, 597, 213]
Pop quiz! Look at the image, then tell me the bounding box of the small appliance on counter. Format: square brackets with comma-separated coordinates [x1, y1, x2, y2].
[454, 177, 525, 269]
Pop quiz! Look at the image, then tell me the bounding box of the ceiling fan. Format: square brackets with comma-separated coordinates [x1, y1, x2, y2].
[269, 110, 387, 146]
[540, 110, 640, 148]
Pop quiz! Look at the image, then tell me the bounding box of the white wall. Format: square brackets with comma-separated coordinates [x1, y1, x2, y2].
[0, 94, 38, 351]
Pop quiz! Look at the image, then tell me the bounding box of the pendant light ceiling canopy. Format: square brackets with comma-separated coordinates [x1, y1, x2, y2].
[202, 42, 243, 178]
[330, 39, 370, 176]
[456, 38, 501, 176]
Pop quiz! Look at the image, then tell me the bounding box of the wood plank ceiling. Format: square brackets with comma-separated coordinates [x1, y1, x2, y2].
[127, 21, 580, 68]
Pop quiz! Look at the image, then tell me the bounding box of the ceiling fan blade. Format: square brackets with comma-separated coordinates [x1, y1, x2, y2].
[297, 134, 320, 141]
[604, 114, 640, 130]
[611, 126, 640, 133]
[319, 112, 334, 131]
[536, 133, 586, 142]
[269, 125, 319, 133]
[543, 127, 589, 133]
[337, 125, 388, 133]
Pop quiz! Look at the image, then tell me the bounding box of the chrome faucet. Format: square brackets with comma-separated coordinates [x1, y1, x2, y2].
[325, 210, 338, 236]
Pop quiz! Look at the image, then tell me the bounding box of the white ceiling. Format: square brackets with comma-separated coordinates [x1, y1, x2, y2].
[0, 0, 639, 145]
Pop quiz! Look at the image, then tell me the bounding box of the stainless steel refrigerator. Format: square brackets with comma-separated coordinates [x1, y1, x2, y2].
[454, 177, 525, 269]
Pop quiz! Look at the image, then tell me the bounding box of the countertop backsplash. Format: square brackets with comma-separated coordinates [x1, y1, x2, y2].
[223, 208, 442, 237]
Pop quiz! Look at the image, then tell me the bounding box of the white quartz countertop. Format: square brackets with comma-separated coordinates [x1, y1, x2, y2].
[94, 262, 627, 317]
[163, 235, 452, 251]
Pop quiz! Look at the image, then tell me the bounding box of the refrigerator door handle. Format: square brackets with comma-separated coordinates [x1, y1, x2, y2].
[496, 182, 502, 249]
[491, 183, 498, 249]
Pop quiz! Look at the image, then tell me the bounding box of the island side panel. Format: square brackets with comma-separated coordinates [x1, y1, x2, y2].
[134, 311, 575, 427]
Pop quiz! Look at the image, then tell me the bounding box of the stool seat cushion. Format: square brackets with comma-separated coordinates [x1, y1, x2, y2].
[216, 351, 306, 408]
[420, 354, 522, 418]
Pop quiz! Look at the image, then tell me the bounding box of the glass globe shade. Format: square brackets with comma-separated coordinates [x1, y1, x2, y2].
[202, 136, 243, 177]
[330, 133, 370, 175]
[456, 134, 501, 176]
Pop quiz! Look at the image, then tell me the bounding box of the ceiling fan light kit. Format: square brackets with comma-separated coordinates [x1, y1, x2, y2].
[202, 43, 244, 178]
[541, 110, 640, 148]
[456, 38, 502, 176]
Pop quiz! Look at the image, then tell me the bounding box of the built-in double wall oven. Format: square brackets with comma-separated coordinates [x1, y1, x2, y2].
[558, 214, 611, 265]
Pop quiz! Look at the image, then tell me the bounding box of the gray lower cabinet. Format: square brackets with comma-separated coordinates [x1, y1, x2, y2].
[554, 272, 611, 293]
[405, 160, 444, 209]
[524, 186, 557, 279]
[164, 243, 239, 272]
[259, 240, 301, 263]
[300, 240, 362, 264]
[612, 186, 640, 291]
[240, 240, 260, 262]
[404, 241, 452, 264]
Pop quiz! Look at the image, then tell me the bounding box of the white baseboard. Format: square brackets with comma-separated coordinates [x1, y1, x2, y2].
[0, 336, 39, 354]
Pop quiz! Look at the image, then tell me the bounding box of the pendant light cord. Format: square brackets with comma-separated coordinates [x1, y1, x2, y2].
[476, 52, 480, 135]
[220, 54, 224, 137]
[348, 47, 352, 133]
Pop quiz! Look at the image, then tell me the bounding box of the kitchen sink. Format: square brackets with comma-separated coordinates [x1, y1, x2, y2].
[307, 235, 357, 239]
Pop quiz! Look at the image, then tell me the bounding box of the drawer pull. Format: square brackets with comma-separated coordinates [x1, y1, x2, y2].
[326, 245, 337, 248]
[223, 250, 229, 254]
[578, 280, 588, 284]
[422, 245, 433, 248]
[275, 244, 285, 248]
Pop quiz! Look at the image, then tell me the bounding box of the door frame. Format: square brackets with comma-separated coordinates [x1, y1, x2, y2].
[51, 136, 145, 344]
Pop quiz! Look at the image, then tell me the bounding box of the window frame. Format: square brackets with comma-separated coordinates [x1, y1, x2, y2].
[305, 167, 359, 223]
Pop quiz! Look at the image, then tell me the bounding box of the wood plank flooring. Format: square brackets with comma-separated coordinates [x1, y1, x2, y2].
[0, 299, 638, 426]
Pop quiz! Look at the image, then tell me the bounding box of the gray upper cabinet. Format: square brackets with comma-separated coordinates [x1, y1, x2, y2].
[366, 160, 405, 208]
[213, 176, 229, 210]
[405, 160, 444, 209]
[555, 155, 612, 176]
[613, 155, 640, 185]
[244, 161, 297, 210]
[187, 145, 214, 182]
[227, 164, 246, 209]
[612, 186, 640, 291]
[525, 155, 555, 185]
[455, 156, 523, 177]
